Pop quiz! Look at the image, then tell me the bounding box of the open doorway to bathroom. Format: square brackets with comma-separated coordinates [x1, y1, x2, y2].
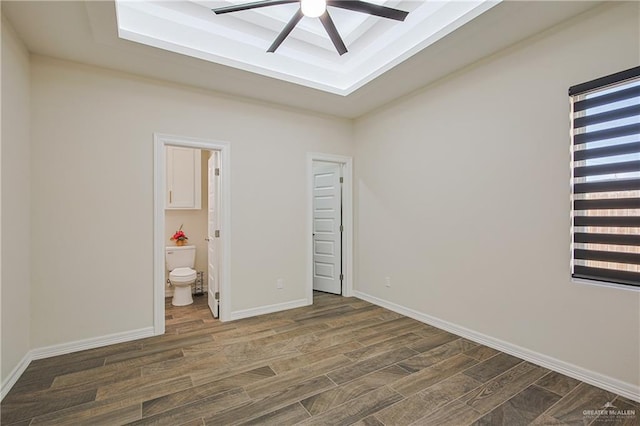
[154, 134, 230, 336]
[164, 147, 218, 327]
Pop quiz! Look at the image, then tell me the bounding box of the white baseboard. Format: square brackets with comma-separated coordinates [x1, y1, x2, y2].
[354, 290, 640, 403]
[230, 298, 309, 321]
[1, 351, 33, 401]
[29, 327, 155, 360]
[1, 326, 155, 401]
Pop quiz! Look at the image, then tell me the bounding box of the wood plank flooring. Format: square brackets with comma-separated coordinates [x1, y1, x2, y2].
[2, 292, 637, 425]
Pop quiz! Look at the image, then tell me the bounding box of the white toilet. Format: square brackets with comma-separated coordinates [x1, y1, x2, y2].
[165, 245, 197, 306]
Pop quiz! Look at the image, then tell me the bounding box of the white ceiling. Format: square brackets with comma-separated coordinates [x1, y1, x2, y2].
[2, 1, 601, 118]
[115, 0, 499, 95]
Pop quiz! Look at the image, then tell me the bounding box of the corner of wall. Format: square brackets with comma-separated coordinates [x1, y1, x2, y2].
[1, 15, 32, 399]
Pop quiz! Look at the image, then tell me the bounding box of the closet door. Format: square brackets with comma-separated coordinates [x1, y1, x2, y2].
[312, 163, 342, 295]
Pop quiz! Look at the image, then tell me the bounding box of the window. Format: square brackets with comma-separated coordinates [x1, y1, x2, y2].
[570, 66, 640, 288]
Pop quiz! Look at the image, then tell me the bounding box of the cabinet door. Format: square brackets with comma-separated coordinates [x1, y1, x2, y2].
[166, 146, 201, 209]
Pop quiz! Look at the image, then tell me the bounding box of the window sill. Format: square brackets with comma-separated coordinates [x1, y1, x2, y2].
[572, 277, 640, 292]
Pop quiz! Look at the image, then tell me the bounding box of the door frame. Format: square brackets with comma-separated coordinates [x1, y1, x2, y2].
[153, 133, 231, 335]
[306, 153, 354, 304]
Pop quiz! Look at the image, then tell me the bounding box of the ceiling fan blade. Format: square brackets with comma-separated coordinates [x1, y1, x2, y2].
[319, 11, 347, 56]
[328, 0, 408, 21]
[267, 8, 304, 52]
[213, 0, 298, 15]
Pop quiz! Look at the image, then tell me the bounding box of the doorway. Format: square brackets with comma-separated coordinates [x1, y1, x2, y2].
[306, 153, 353, 304]
[312, 161, 343, 294]
[154, 134, 231, 336]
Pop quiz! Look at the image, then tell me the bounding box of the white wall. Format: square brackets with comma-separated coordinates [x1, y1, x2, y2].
[165, 150, 210, 296]
[1, 17, 31, 385]
[29, 57, 353, 348]
[354, 2, 640, 391]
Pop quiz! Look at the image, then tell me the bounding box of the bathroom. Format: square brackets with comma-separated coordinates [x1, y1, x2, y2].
[165, 147, 215, 309]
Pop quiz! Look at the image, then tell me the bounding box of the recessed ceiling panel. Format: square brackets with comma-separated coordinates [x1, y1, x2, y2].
[115, 0, 500, 95]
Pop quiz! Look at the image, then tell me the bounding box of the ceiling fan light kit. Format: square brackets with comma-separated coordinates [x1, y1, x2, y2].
[212, 0, 409, 55]
[301, 0, 326, 18]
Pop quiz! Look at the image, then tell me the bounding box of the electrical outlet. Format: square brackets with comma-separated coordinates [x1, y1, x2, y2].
[385, 276, 391, 287]
[277, 278, 284, 289]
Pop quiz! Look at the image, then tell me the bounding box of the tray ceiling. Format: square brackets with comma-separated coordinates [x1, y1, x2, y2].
[115, 0, 500, 95]
[2, 1, 603, 117]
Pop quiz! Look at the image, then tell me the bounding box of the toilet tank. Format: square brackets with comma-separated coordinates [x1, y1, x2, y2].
[165, 245, 196, 270]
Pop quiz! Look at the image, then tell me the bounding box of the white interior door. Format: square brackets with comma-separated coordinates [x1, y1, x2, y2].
[313, 163, 342, 294]
[207, 151, 220, 318]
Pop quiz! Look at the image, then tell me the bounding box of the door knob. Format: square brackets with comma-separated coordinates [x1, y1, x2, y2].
[205, 238, 211, 242]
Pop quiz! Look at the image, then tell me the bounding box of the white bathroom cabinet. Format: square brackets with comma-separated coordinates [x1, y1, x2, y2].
[166, 146, 201, 209]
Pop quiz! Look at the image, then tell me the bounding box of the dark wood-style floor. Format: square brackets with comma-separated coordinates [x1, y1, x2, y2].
[2, 292, 638, 425]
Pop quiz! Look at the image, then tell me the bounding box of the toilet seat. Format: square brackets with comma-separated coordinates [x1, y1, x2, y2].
[169, 267, 196, 284]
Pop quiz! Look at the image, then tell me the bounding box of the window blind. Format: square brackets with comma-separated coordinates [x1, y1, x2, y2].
[570, 66, 640, 288]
